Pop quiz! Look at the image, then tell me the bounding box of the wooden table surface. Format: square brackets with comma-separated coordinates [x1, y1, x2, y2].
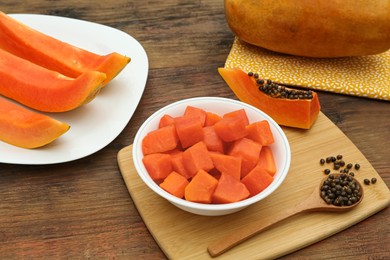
[1, 1, 389, 259]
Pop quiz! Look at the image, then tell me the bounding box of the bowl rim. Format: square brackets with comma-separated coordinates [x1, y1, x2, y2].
[133, 96, 291, 212]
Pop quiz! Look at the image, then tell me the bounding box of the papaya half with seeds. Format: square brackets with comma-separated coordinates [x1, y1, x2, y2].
[218, 68, 320, 129]
[0, 48, 106, 112]
[0, 97, 70, 148]
[0, 11, 130, 86]
[224, 0, 390, 58]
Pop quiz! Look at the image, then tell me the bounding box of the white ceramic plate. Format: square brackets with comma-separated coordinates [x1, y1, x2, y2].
[0, 14, 148, 165]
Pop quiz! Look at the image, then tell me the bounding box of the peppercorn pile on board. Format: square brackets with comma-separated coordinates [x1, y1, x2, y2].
[224, 37, 390, 101]
[117, 112, 390, 259]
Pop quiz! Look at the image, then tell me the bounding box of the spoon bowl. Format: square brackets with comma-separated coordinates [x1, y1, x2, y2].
[208, 174, 364, 257]
[314, 174, 364, 212]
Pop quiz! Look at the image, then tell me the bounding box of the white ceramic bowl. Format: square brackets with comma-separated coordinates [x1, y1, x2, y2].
[133, 97, 291, 216]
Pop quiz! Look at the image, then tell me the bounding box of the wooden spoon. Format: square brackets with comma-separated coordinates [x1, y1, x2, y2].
[207, 175, 364, 257]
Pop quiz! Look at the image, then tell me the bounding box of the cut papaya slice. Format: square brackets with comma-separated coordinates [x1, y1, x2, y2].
[0, 97, 70, 148]
[218, 68, 321, 129]
[0, 48, 106, 112]
[0, 11, 130, 86]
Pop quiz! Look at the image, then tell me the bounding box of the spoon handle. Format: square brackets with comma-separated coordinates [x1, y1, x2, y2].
[207, 205, 304, 257]
[207, 187, 324, 258]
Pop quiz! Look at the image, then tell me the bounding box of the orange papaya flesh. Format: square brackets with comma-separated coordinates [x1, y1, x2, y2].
[0, 97, 70, 148]
[257, 146, 277, 176]
[218, 68, 321, 129]
[0, 48, 106, 112]
[0, 11, 130, 87]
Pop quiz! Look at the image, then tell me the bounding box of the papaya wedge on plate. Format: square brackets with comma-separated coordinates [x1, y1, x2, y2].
[0, 11, 130, 86]
[0, 48, 106, 112]
[0, 97, 70, 148]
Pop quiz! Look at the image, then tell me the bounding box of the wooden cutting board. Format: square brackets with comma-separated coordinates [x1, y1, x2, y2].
[117, 112, 390, 259]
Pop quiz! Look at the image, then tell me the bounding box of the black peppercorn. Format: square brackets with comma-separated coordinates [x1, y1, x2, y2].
[334, 163, 340, 170]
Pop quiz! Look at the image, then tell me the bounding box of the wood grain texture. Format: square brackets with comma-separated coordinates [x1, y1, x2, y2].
[0, 1, 389, 259]
[118, 113, 390, 259]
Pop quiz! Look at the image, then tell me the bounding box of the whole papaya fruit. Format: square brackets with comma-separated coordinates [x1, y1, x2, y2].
[224, 0, 390, 58]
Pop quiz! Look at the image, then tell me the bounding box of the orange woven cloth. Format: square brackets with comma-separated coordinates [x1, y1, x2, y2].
[225, 38, 390, 101]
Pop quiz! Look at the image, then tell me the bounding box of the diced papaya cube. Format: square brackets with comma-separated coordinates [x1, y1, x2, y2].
[246, 120, 274, 146]
[214, 116, 248, 142]
[170, 151, 192, 179]
[184, 106, 207, 126]
[142, 125, 179, 155]
[185, 169, 218, 204]
[210, 152, 241, 180]
[228, 138, 262, 178]
[241, 166, 274, 197]
[257, 146, 277, 176]
[212, 173, 250, 204]
[174, 116, 204, 148]
[160, 171, 189, 198]
[223, 108, 250, 125]
[142, 153, 173, 181]
[182, 141, 214, 178]
[203, 126, 225, 153]
[205, 111, 222, 126]
[159, 114, 175, 128]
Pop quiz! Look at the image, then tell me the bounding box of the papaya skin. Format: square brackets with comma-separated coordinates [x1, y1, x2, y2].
[218, 68, 320, 129]
[0, 11, 130, 86]
[224, 0, 390, 58]
[0, 97, 70, 149]
[0, 48, 106, 112]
